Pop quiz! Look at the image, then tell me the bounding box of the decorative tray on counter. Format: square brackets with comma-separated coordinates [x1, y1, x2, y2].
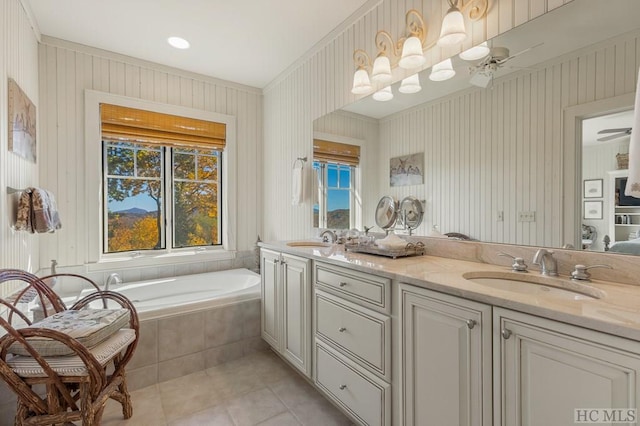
[344, 241, 425, 259]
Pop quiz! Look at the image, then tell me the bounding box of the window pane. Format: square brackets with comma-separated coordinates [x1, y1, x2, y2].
[174, 152, 195, 179]
[197, 154, 218, 181]
[106, 179, 163, 252]
[137, 149, 162, 177]
[173, 181, 220, 247]
[106, 145, 134, 176]
[339, 167, 351, 189]
[327, 164, 338, 188]
[327, 189, 350, 229]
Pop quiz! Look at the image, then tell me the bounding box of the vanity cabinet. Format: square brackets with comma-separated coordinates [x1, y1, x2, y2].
[494, 308, 640, 426]
[397, 284, 492, 426]
[313, 261, 392, 426]
[260, 248, 312, 377]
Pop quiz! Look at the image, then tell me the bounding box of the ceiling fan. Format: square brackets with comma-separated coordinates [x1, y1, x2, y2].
[465, 44, 541, 88]
[597, 127, 632, 142]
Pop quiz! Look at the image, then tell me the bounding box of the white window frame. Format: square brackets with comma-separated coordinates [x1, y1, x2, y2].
[314, 162, 357, 229]
[85, 90, 237, 270]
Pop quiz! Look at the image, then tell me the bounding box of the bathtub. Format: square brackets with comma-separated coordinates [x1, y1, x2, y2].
[70, 268, 261, 321]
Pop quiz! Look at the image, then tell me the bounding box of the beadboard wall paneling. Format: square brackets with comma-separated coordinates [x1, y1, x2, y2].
[263, 0, 574, 241]
[1, 0, 40, 272]
[38, 39, 263, 269]
[377, 29, 640, 248]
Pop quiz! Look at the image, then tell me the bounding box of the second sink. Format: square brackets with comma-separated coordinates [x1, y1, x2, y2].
[463, 271, 605, 300]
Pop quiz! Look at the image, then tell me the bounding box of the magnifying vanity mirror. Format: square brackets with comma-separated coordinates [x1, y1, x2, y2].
[375, 196, 398, 231]
[313, 0, 640, 256]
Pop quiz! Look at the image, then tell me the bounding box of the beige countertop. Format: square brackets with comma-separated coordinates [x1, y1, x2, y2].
[259, 240, 640, 342]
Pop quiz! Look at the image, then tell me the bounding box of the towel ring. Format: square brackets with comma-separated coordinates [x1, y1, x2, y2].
[292, 157, 307, 169]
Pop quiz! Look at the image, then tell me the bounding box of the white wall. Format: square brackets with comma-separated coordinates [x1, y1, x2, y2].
[1, 0, 40, 271]
[262, 0, 574, 242]
[38, 38, 263, 270]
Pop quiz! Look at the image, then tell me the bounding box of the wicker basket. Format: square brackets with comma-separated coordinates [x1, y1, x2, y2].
[617, 153, 629, 170]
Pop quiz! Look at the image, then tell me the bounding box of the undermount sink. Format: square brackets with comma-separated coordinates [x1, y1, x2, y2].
[286, 241, 332, 248]
[463, 271, 605, 300]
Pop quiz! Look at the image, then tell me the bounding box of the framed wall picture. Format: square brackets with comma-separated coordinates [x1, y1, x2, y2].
[8, 78, 37, 163]
[584, 200, 603, 220]
[390, 152, 424, 187]
[583, 178, 603, 198]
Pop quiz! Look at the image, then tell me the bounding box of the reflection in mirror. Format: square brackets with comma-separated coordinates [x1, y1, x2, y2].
[313, 0, 640, 256]
[375, 196, 398, 231]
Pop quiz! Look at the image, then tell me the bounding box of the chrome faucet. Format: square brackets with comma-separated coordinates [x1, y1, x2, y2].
[320, 229, 337, 243]
[532, 249, 558, 276]
[104, 273, 122, 291]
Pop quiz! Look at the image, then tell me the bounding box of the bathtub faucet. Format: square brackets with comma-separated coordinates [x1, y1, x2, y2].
[105, 273, 123, 291]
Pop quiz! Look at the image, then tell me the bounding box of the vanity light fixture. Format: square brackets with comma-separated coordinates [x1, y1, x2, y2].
[373, 86, 394, 101]
[351, 50, 373, 94]
[167, 36, 190, 49]
[398, 10, 428, 69]
[438, 0, 489, 47]
[459, 41, 490, 61]
[371, 54, 393, 84]
[429, 58, 456, 81]
[398, 74, 422, 94]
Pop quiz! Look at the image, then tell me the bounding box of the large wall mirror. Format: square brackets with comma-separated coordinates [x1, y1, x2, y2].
[313, 0, 640, 256]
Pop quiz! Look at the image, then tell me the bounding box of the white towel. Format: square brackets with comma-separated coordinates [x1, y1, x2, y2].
[625, 67, 640, 198]
[292, 166, 303, 206]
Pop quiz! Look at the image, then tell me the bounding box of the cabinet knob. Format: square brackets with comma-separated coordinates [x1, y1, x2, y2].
[466, 319, 477, 329]
[339, 384, 347, 390]
[501, 328, 512, 339]
[339, 281, 348, 287]
[338, 327, 347, 332]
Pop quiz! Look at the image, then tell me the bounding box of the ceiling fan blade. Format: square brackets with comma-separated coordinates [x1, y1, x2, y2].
[597, 133, 626, 142]
[597, 128, 632, 134]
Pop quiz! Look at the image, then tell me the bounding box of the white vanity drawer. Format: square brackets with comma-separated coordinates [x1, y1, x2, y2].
[315, 341, 390, 426]
[314, 262, 390, 313]
[315, 290, 390, 380]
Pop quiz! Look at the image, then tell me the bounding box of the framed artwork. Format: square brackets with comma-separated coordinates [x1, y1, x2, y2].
[8, 78, 37, 163]
[584, 200, 603, 220]
[583, 178, 603, 198]
[390, 152, 424, 187]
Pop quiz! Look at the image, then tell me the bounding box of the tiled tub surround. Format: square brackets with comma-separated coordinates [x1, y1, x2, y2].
[260, 238, 640, 341]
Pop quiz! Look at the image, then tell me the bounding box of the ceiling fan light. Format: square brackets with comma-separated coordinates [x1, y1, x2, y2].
[429, 58, 456, 81]
[438, 6, 467, 47]
[373, 86, 394, 101]
[399, 36, 426, 69]
[372, 55, 393, 84]
[351, 68, 373, 94]
[459, 42, 490, 61]
[398, 74, 422, 94]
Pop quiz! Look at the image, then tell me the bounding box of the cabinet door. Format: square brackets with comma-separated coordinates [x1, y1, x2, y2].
[281, 253, 312, 377]
[495, 308, 640, 426]
[260, 249, 281, 349]
[398, 284, 492, 426]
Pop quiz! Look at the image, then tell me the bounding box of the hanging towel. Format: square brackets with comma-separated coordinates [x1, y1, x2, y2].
[292, 166, 304, 206]
[15, 187, 62, 233]
[625, 67, 640, 198]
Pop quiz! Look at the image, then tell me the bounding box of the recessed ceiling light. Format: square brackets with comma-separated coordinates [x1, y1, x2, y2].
[168, 36, 190, 49]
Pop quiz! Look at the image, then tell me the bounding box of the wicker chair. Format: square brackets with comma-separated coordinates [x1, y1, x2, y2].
[0, 269, 139, 425]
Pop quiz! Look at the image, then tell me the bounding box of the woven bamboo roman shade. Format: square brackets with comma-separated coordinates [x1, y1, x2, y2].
[313, 139, 360, 166]
[100, 104, 226, 150]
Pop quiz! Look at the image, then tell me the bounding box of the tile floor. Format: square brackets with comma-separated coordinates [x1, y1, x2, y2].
[101, 349, 354, 426]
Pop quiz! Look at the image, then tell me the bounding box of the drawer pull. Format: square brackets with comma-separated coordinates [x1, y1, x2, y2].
[339, 384, 347, 390]
[273, 259, 279, 264]
[466, 319, 477, 329]
[338, 327, 347, 332]
[339, 281, 348, 287]
[501, 328, 512, 339]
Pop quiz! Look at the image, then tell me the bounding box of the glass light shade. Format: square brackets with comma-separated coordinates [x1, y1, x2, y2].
[373, 86, 394, 101]
[167, 36, 190, 49]
[459, 42, 490, 61]
[398, 36, 426, 69]
[371, 55, 393, 84]
[429, 58, 456, 81]
[437, 7, 467, 47]
[351, 68, 373, 94]
[398, 74, 422, 94]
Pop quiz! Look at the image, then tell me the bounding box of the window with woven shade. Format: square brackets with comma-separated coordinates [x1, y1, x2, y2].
[313, 139, 360, 230]
[101, 104, 226, 253]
